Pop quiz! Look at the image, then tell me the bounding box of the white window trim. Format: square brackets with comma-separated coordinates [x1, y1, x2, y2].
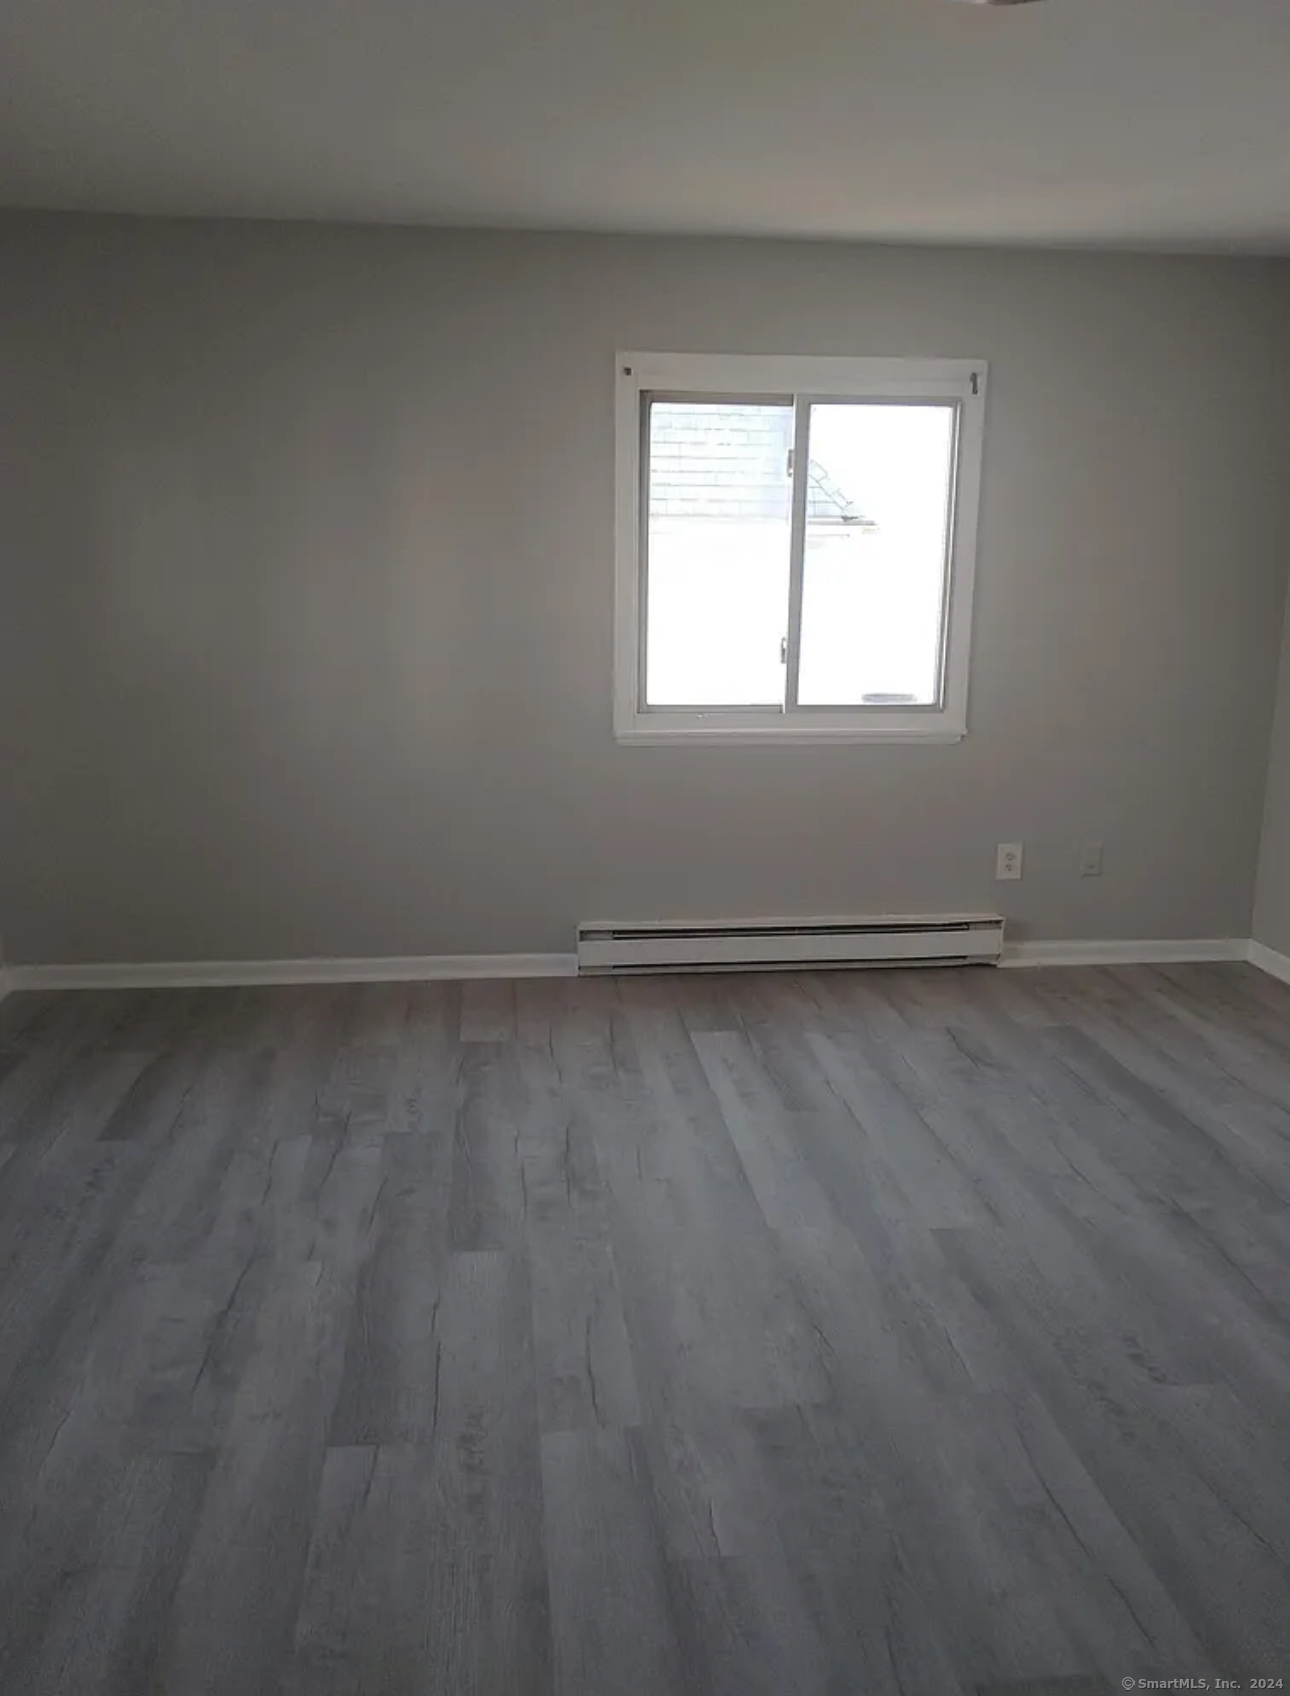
[613, 351, 988, 745]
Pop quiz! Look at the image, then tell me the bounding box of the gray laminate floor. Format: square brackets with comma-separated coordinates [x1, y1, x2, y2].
[2, 963, 1290, 1695]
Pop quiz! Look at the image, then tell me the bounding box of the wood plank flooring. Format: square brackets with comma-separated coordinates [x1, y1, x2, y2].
[2, 963, 1290, 1694]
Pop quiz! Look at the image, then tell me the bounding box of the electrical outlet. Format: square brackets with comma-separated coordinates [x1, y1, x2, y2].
[1080, 842, 1104, 877]
[996, 842, 1024, 881]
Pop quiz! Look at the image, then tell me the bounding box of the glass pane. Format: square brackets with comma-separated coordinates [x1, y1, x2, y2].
[796, 402, 956, 707]
[645, 399, 792, 707]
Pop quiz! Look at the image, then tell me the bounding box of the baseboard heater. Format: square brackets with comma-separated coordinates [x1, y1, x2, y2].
[576, 914, 1006, 975]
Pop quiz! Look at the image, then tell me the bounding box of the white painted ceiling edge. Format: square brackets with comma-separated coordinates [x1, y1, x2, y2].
[2, 0, 1290, 250]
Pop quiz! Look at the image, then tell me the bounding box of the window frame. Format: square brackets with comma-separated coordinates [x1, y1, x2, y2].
[613, 351, 988, 744]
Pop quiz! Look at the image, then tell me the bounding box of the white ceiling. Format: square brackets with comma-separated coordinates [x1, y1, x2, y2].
[2, 0, 1290, 250]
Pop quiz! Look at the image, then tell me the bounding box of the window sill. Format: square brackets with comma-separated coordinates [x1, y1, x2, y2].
[615, 718, 966, 746]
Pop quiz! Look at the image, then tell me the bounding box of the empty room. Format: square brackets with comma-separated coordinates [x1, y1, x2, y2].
[4, 0, 1290, 1691]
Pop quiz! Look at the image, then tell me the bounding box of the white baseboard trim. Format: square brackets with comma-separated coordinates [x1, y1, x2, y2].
[1, 938, 1273, 993]
[1001, 937, 1246, 969]
[4, 953, 579, 992]
[1247, 939, 1290, 987]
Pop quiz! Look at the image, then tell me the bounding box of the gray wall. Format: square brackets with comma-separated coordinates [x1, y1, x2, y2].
[2, 214, 1289, 965]
[1254, 594, 1290, 957]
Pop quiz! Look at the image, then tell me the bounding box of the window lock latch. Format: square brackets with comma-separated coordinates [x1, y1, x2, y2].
[780, 636, 788, 665]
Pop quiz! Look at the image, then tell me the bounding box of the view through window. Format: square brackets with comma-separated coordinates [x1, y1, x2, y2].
[644, 397, 958, 710]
